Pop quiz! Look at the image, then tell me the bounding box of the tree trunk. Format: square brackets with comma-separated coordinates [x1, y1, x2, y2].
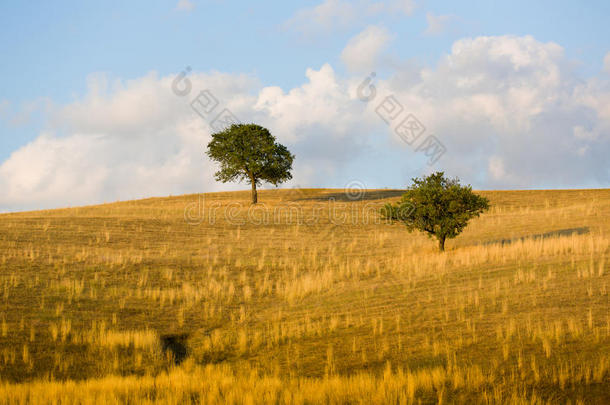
[438, 235, 446, 252]
[250, 180, 258, 205]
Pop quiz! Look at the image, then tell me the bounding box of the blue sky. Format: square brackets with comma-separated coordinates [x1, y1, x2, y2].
[1, 0, 609, 211]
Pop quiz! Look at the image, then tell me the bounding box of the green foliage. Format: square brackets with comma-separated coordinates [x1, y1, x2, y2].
[382, 172, 489, 251]
[206, 124, 294, 203]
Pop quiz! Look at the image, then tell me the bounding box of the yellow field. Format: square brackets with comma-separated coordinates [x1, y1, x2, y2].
[0, 188, 608, 404]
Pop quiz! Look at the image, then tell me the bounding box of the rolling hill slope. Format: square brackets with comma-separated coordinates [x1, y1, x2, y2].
[0, 188, 608, 403]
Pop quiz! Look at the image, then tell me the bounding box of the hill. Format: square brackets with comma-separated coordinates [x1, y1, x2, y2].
[0, 188, 609, 403]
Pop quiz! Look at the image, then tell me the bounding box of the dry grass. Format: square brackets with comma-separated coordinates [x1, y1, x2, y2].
[0, 188, 608, 403]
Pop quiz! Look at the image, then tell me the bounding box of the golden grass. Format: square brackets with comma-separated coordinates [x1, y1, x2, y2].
[0, 188, 608, 403]
[2, 359, 607, 404]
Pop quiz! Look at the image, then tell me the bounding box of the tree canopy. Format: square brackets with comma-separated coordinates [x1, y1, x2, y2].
[206, 124, 294, 204]
[382, 172, 489, 251]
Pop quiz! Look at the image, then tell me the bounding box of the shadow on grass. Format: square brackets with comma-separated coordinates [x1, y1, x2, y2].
[295, 190, 405, 202]
[485, 226, 590, 246]
[160, 333, 189, 365]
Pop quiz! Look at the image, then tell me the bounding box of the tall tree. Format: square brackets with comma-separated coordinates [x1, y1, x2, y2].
[206, 124, 294, 204]
[382, 172, 489, 251]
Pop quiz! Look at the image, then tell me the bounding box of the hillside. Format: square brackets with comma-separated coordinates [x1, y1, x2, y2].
[0, 188, 609, 403]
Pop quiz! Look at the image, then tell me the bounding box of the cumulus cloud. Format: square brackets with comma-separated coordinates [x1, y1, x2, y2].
[341, 26, 393, 73]
[379, 35, 610, 187]
[0, 66, 379, 211]
[1, 34, 609, 211]
[283, 0, 415, 35]
[604, 51, 610, 74]
[0, 71, 259, 211]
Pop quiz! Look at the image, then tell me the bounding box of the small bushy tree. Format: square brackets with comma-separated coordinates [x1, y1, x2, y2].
[207, 124, 294, 204]
[382, 172, 489, 251]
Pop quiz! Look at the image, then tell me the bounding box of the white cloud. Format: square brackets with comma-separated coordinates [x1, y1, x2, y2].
[424, 12, 453, 36]
[252, 64, 378, 181]
[175, 0, 195, 12]
[380, 35, 610, 187]
[284, 0, 415, 35]
[341, 26, 393, 73]
[0, 66, 377, 211]
[604, 51, 610, 74]
[0, 71, 259, 211]
[2, 34, 610, 211]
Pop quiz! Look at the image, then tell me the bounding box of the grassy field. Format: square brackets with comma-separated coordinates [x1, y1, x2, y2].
[0, 188, 608, 404]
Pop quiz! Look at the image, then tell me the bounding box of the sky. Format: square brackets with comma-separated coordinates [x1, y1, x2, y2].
[1, 0, 609, 212]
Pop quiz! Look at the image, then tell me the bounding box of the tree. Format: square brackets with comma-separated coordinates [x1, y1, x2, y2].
[206, 124, 294, 204]
[382, 172, 489, 252]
